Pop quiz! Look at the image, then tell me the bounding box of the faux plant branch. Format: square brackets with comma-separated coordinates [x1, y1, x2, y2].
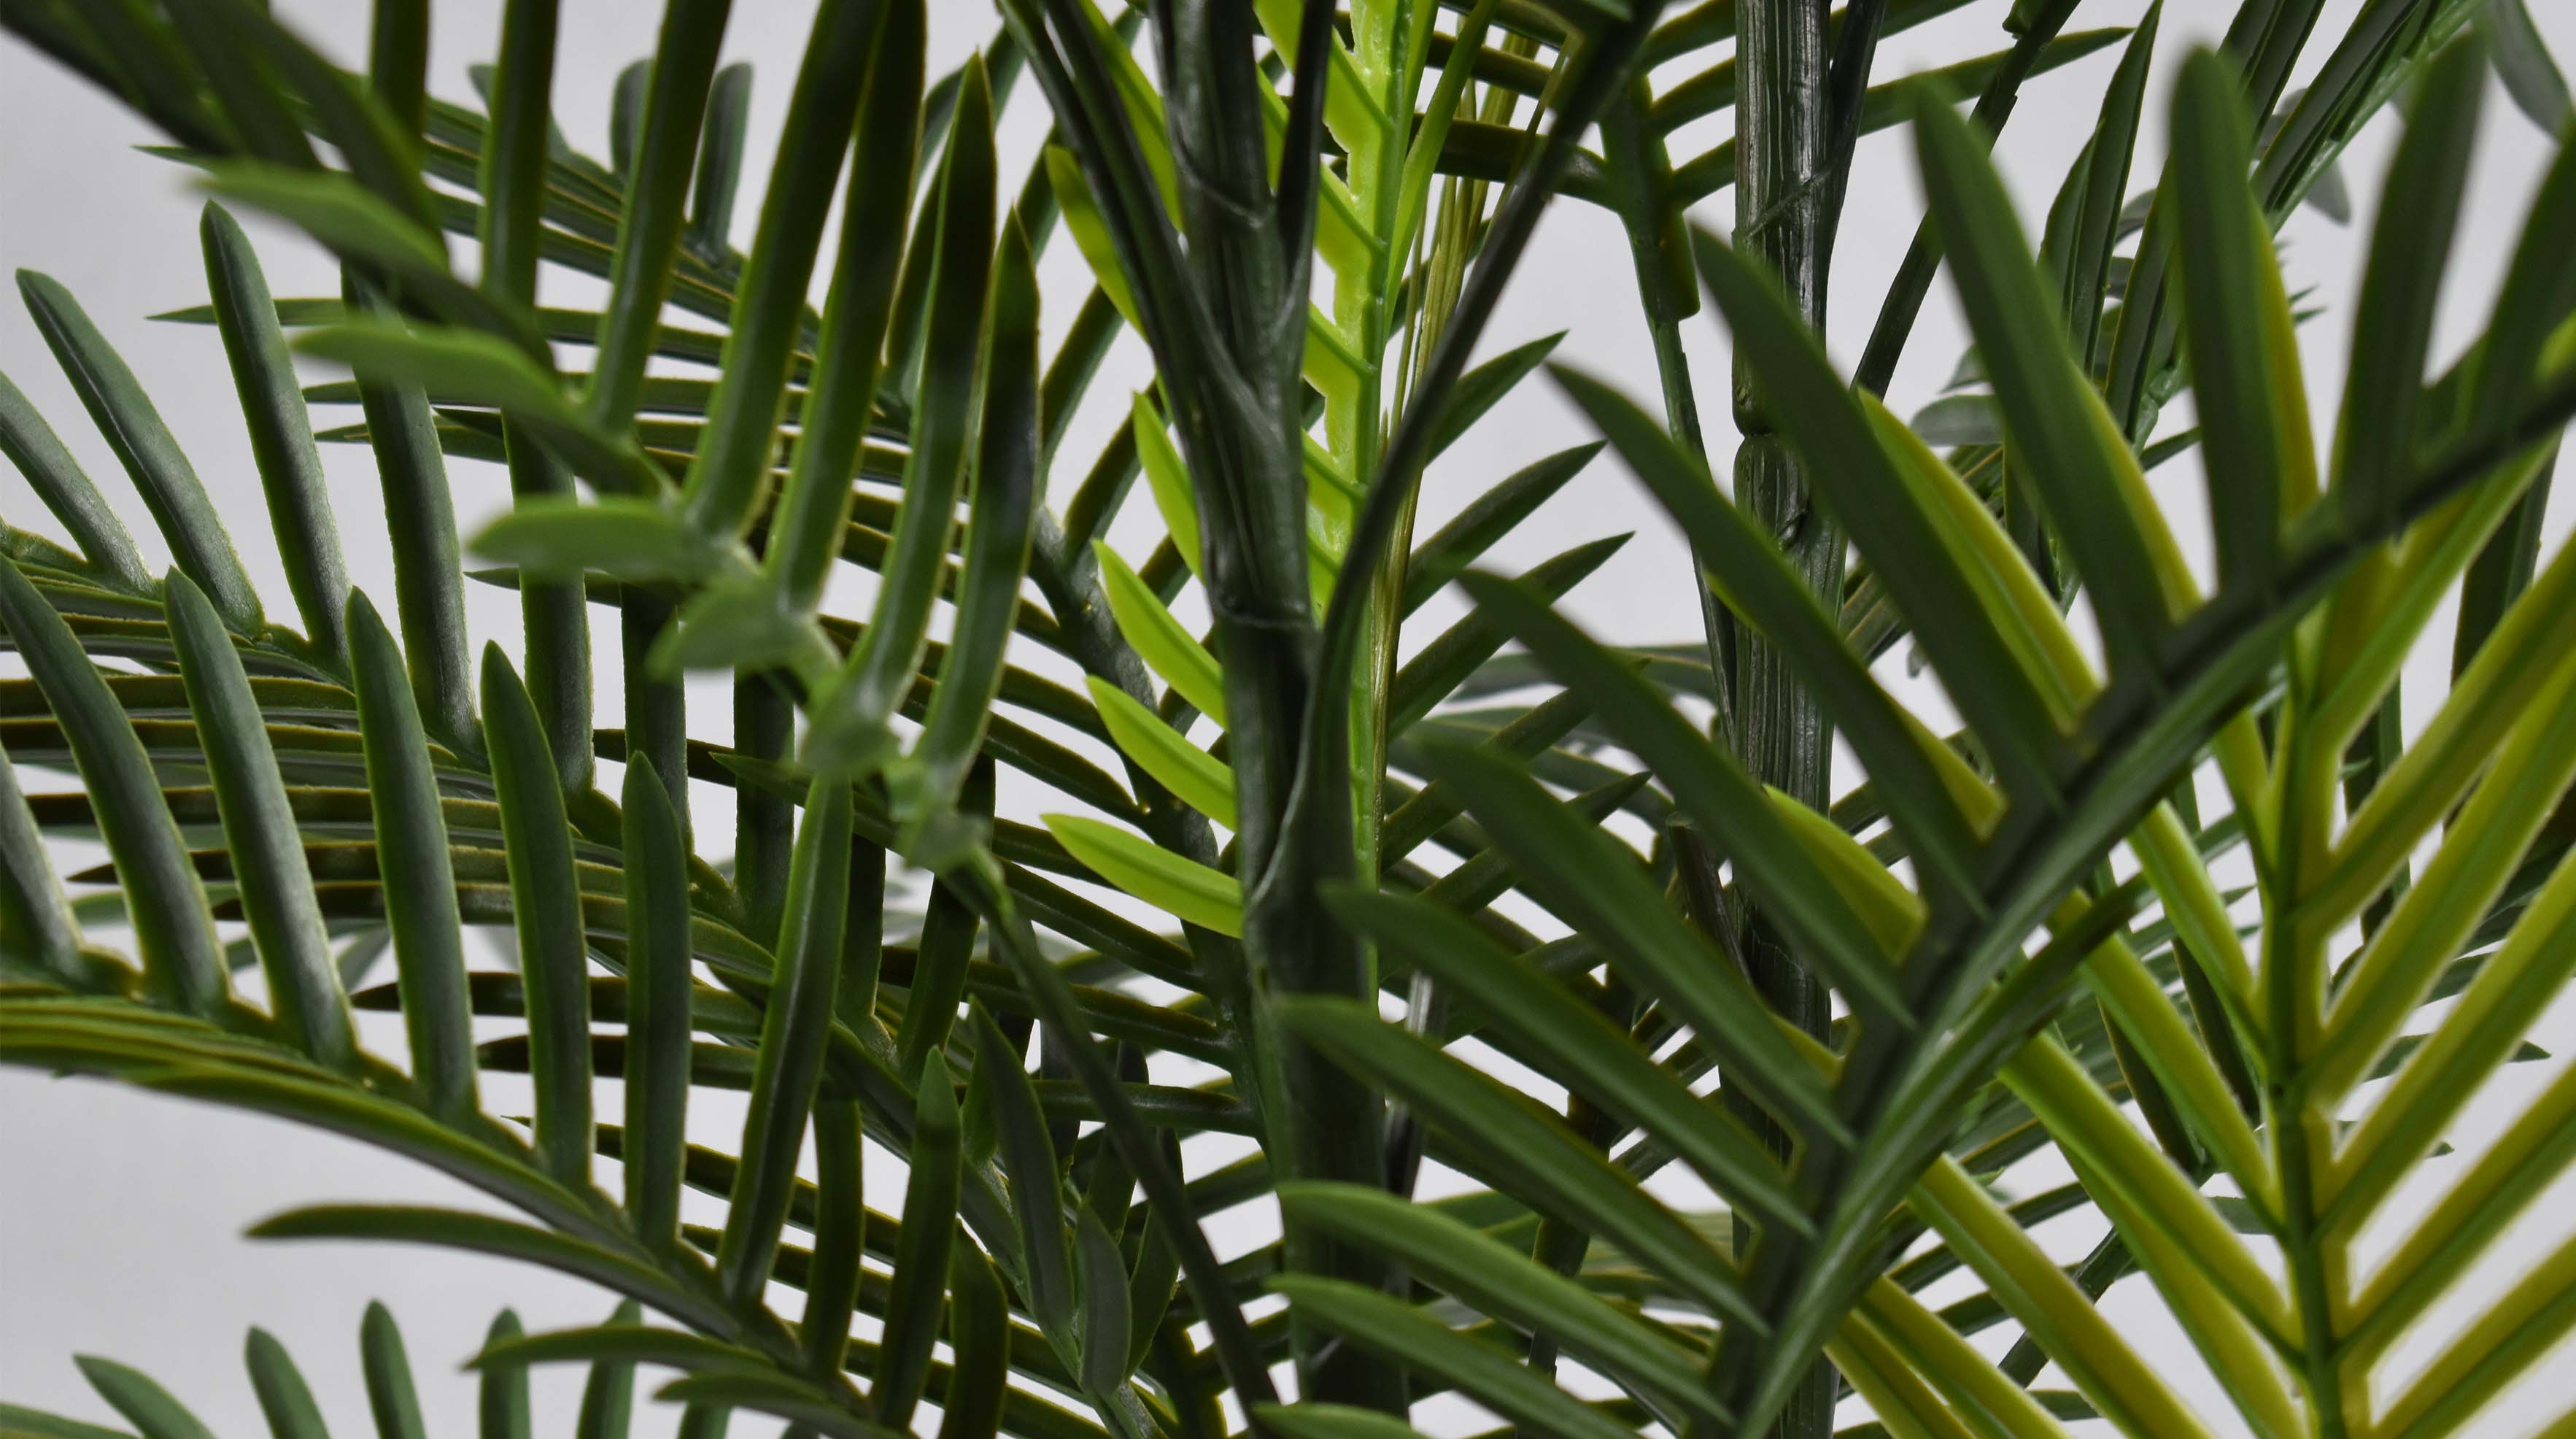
[2, 1, 2573, 1439]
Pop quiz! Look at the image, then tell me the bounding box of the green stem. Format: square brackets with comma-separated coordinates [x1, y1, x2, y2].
[2267, 657, 2355, 1436]
[1732, 3, 1840, 1435]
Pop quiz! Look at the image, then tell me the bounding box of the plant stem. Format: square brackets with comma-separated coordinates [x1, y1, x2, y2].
[1732, 2, 1841, 1434]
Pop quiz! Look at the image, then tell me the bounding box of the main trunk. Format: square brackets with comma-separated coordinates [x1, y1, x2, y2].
[1730, 2, 1842, 1436]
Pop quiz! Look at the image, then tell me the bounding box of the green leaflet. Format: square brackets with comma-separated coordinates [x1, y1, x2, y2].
[1400, 441, 1601, 614]
[0, 371, 152, 593]
[347, 591, 476, 1119]
[1046, 149, 1140, 329]
[0, 728, 85, 981]
[896, 218, 1044, 835]
[1324, 887, 1801, 1233]
[649, 1372, 894, 1439]
[587, 0, 735, 425]
[1277, 995, 1758, 1327]
[0, 560, 226, 1013]
[619, 757, 693, 1252]
[1268, 1279, 1647, 1439]
[476, 495, 749, 585]
[166, 569, 351, 1068]
[1091, 543, 1226, 725]
[19, 271, 263, 632]
[479, 1311, 533, 1439]
[198, 161, 535, 356]
[1087, 677, 1234, 827]
[471, 1320, 770, 1373]
[254, 1206, 727, 1335]
[1040, 814, 1242, 937]
[1130, 393, 1200, 580]
[715, 772, 852, 1305]
[676, 0, 879, 538]
[876, 1052, 959, 1430]
[243, 1330, 330, 1439]
[973, 1003, 1077, 1336]
[688, 63, 754, 256]
[805, 55, 996, 778]
[1277, 1181, 1725, 1429]
[939, 1241, 1010, 1439]
[2167, 48, 2314, 594]
[201, 201, 347, 656]
[301, 320, 663, 496]
[802, 1094, 867, 1378]
[360, 1302, 429, 1439]
[71, 1357, 213, 1439]
[1073, 1208, 1133, 1393]
[2330, 36, 2486, 530]
[479, 644, 594, 1187]
[1909, 90, 2195, 673]
[765, 0, 926, 611]
[574, 1300, 646, 1439]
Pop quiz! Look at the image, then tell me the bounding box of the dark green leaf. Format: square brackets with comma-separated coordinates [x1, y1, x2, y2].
[1277, 1181, 1722, 1429]
[975, 1003, 1075, 1334]
[765, 0, 925, 610]
[1324, 887, 1801, 1233]
[18, 270, 261, 632]
[1911, 91, 2180, 672]
[359, 1303, 428, 1439]
[74, 1357, 212, 1439]
[801, 1095, 867, 1378]
[479, 643, 593, 1186]
[936, 1242, 1009, 1439]
[469, 1323, 769, 1373]
[895, 218, 1042, 838]
[1401, 441, 1601, 614]
[167, 569, 351, 1068]
[806, 55, 995, 776]
[0, 370, 152, 592]
[876, 1052, 959, 1430]
[1266, 1281, 1648, 1439]
[479, 1311, 532, 1439]
[587, 0, 735, 424]
[300, 320, 662, 496]
[573, 1300, 644, 1439]
[1428, 331, 1566, 457]
[2334, 36, 2486, 528]
[1277, 997, 1757, 1327]
[0, 728, 84, 981]
[0, 560, 225, 1013]
[676, 0, 880, 538]
[717, 773, 852, 1305]
[1683, 237, 2068, 803]
[256, 1208, 724, 1334]
[687, 63, 754, 255]
[1074, 1207, 1132, 1392]
[619, 757, 692, 1251]
[347, 591, 476, 1119]
[1417, 732, 1869, 1130]
[2170, 47, 2310, 593]
[0, 1403, 139, 1439]
[647, 1374, 889, 1439]
[203, 201, 347, 656]
[244, 1329, 330, 1439]
[2480, 0, 2572, 136]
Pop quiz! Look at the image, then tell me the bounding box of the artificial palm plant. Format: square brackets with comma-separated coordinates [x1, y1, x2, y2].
[3, 0, 2573, 1435]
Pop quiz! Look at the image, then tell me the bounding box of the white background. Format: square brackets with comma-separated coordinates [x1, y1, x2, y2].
[4, 1, 2574, 1435]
